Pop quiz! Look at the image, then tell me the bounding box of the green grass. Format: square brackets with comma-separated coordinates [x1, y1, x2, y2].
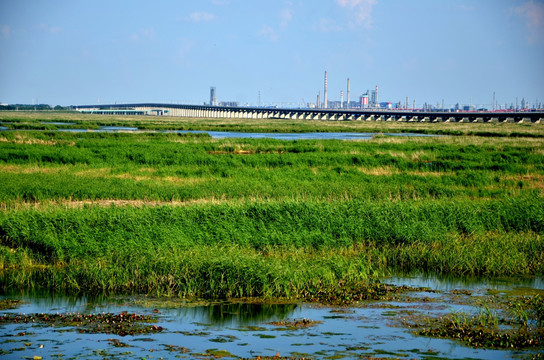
[0, 112, 543, 299]
[0, 130, 543, 205]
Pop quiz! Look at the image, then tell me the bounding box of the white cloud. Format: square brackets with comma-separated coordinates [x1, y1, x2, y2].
[336, 0, 377, 28]
[1, 25, 10, 39]
[319, 18, 343, 32]
[280, 7, 293, 29]
[130, 27, 155, 43]
[39, 23, 62, 34]
[258, 25, 278, 42]
[187, 12, 216, 22]
[513, 0, 544, 43]
[457, 5, 474, 12]
[176, 38, 195, 65]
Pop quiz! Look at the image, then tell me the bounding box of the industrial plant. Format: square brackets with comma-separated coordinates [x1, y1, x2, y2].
[206, 71, 542, 112]
[69, 69, 543, 123]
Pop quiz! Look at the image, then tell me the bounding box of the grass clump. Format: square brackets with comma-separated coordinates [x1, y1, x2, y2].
[416, 296, 544, 349]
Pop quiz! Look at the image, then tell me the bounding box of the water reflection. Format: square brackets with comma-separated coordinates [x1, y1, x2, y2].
[196, 302, 297, 325]
[40, 121, 77, 125]
[386, 273, 544, 291]
[1, 275, 542, 359]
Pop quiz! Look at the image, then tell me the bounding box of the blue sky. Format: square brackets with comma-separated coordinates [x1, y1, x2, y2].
[1, 0, 543, 108]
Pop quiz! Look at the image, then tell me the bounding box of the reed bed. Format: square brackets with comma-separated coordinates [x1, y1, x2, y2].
[1, 199, 542, 297]
[0, 113, 543, 299]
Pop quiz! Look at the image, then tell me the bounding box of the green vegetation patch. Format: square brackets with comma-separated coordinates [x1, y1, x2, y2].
[0, 199, 542, 300]
[0, 113, 543, 305]
[0, 299, 21, 310]
[0, 312, 163, 336]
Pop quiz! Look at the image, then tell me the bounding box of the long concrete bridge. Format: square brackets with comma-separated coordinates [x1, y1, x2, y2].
[76, 103, 544, 123]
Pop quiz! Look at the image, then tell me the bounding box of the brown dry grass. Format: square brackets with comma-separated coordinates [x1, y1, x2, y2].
[504, 174, 544, 189]
[0, 196, 251, 211]
[0, 164, 61, 174]
[358, 166, 399, 176]
[0, 134, 74, 146]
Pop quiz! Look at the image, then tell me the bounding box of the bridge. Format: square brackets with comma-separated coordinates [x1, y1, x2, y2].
[75, 103, 544, 123]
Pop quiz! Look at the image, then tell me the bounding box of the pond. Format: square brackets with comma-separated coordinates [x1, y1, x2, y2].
[1, 275, 542, 359]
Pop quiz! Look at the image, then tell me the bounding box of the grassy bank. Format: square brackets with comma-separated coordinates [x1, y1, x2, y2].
[0, 113, 543, 300]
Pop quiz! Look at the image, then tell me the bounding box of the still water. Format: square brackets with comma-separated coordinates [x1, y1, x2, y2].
[0, 122, 435, 140]
[1, 275, 541, 359]
[64, 128, 434, 140]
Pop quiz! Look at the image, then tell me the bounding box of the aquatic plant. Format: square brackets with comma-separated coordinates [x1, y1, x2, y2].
[414, 295, 544, 349]
[0, 312, 163, 336]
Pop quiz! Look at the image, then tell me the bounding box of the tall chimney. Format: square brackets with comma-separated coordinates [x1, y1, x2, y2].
[347, 78, 351, 109]
[324, 71, 328, 109]
[210, 86, 217, 106]
[375, 85, 378, 106]
[340, 90, 344, 109]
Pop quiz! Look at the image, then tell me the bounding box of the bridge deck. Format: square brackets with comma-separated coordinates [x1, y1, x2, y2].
[75, 103, 544, 123]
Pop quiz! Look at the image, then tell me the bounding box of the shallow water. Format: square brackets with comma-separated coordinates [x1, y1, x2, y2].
[178, 130, 435, 140]
[0, 123, 435, 140]
[40, 121, 77, 126]
[1, 275, 541, 359]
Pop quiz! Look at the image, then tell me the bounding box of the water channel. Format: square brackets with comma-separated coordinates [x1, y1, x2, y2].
[0, 122, 437, 140]
[1, 275, 542, 359]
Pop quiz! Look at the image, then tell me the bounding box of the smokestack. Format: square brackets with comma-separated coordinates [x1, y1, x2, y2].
[210, 86, 217, 106]
[493, 91, 496, 111]
[347, 78, 350, 109]
[317, 92, 320, 109]
[375, 85, 378, 106]
[340, 90, 344, 109]
[324, 71, 328, 109]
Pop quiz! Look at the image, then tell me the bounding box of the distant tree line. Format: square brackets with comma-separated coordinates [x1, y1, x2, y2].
[0, 104, 71, 111]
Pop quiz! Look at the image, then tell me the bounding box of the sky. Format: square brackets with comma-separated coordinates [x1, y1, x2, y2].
[1, 0, 543, 108]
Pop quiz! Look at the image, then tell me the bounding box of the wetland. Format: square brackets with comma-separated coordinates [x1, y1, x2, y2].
[0, 111, 543, 358]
